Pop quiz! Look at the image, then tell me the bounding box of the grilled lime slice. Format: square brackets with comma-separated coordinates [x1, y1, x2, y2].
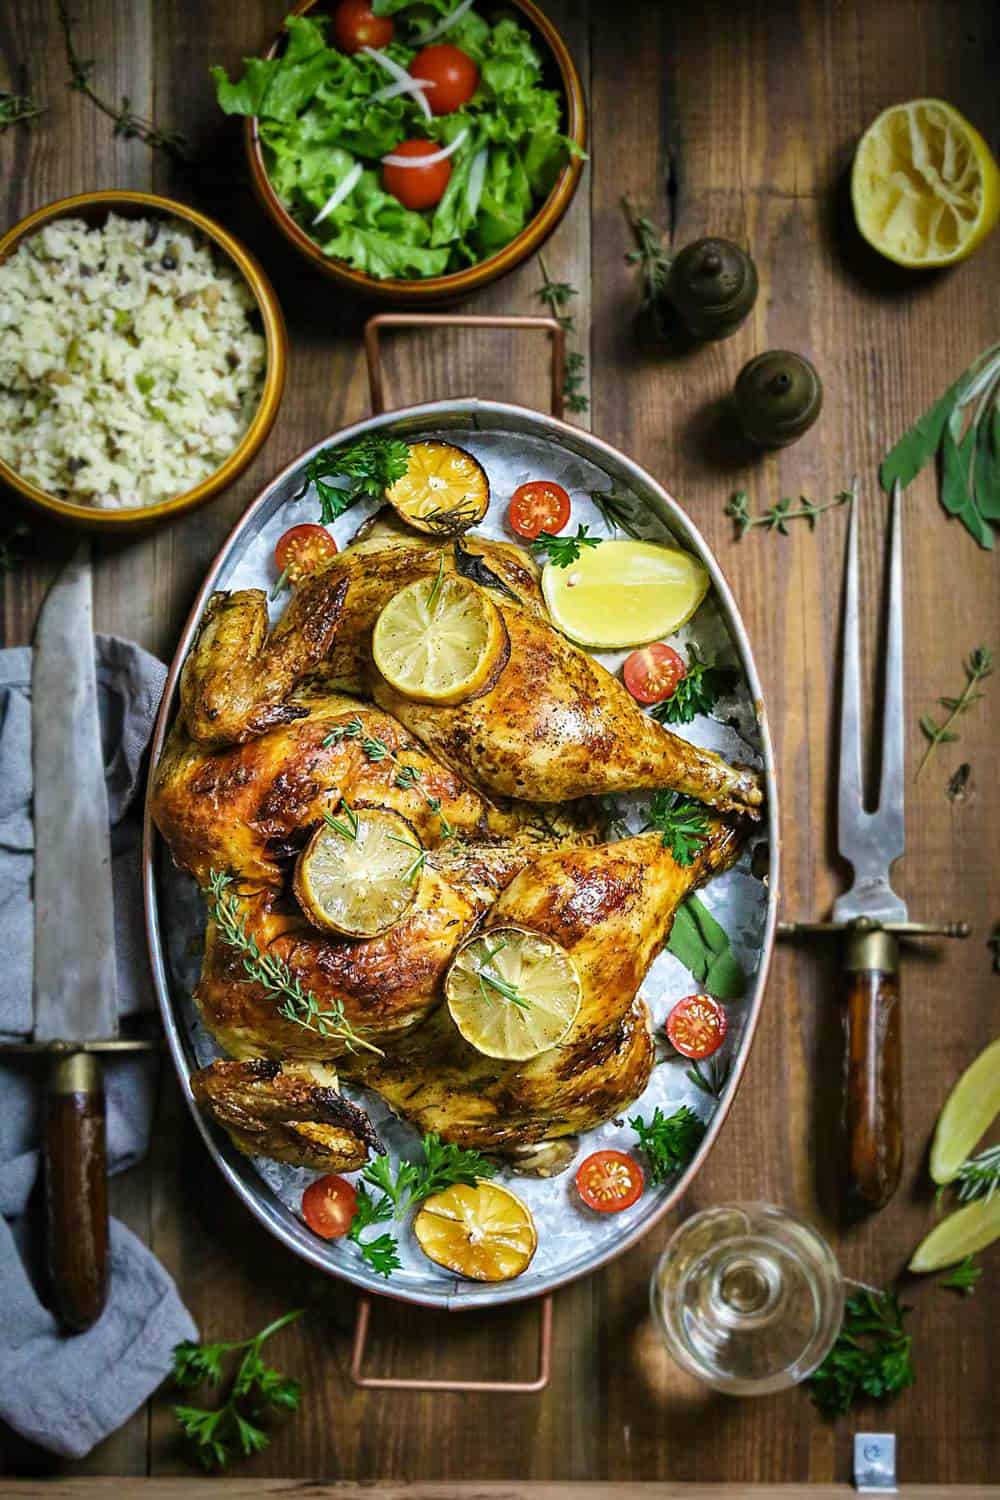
[372, 570, 507, 705]
[445, 925, 581, 1061]
[293, 805, 422, 938]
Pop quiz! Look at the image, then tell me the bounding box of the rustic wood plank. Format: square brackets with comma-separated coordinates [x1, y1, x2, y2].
[2, 1482, 997, 1497]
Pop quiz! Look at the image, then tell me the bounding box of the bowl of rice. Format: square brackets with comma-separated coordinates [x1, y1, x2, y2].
[0, 191, 287, 528]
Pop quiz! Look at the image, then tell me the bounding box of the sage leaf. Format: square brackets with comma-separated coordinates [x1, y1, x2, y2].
[940, 426, 975, 516]
[975, 415, 1000, 520]
[666, 895, 747, 999]
[880, 376, 965, 490]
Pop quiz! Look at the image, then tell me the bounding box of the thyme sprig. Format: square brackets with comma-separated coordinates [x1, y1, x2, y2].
[322, 715, 456, 840]
[0, 89, 44, 133]
[623, 196, 671, 331]
[917, 645, 993, 779]
[203, 870, 381, 1055]
[726, 488, 853, 538]
[57, 0, 189, 160]
[535, 254, 588, 414]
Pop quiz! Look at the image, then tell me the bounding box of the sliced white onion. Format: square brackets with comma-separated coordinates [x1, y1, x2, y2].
[382, 128, 468, 168]
[313, 162, 363, 225]
[466, 146, 488, 218]
[371, 76, 437, 104]
[361, 45, 433, 122]
[415, 0, 476, 44]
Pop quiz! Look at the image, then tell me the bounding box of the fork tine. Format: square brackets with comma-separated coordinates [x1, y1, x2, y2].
[837, 476, 865, 851]
[876, 479, 905, 856]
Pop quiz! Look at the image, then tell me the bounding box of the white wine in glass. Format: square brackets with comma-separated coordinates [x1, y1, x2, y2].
[651, 1203, 844, 1395]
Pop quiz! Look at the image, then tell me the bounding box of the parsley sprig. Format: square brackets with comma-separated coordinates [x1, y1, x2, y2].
[726, 488, 853, 538]
[938, 1255, 981, 1295]
[171, 1310, 302, 1470]
[295, 434, 410, 525]
[535, 254, 588, 414]
[629, 1105, 705, 1185]
[809, 1289, 915, 1414]
[530, 524, 601, 568]
[204, 870, 381, 1055]
[323, 714, 456, 840]
[916, 645, 993, 779]
[650, 645, 740, 727]
[643, 790, 710, 867]
[347, 1133, 496, 1278]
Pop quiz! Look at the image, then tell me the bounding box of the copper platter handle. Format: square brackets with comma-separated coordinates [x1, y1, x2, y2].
[842, 926, 903, 1213]
[350, 1292, 553, 1393]
[364, 313, 566, 419]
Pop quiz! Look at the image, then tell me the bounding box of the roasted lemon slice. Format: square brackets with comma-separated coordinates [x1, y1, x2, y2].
[852, 99, 1000, 267]
[930, 1038, 1000, 1184]
[909, 1194, 1000, 1273]
[293, 804, 422, 938]
[542, 538, 709, 650]
[372, 569, 507, 705]
[444, 925, 581, 1061]
[414, 1180, 538, 1281]
[385, 440, 489, 535]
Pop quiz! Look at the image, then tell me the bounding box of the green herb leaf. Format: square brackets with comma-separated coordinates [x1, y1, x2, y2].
[0, 88, 44, 132]
[622, 196, 671, 333]
[686, 1055, 731, 1098]
[726, 488, 852, 539]
[881, 377, 967, 490]
[809, 1290, 914, 1414]
[453, 538, 519, 600]
[589, 487, 646, 538]
[535, 254, 588, 413]
[629, 1105, 705, 1184]
[916, 644, 993, 778]
[666, 895, 747, 1000]
[296, 435, 411, 525]
[530, 524, 601, 568]
[650, 645, 740, 726]
[951, 1143, 1000, 1204]
[937, 1254, 981, 1295]
[643, 790, 710, 866]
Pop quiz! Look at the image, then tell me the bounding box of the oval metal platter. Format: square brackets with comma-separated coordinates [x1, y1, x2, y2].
[143, 398, 780, 1310]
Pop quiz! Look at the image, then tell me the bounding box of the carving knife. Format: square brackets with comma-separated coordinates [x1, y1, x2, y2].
[32, 539, 117, 1331]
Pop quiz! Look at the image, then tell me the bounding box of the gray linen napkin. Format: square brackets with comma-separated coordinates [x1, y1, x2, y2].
[0, 634, 197, 1459]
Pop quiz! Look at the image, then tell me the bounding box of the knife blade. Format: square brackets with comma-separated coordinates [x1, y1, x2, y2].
[32, 538, 115, 1329]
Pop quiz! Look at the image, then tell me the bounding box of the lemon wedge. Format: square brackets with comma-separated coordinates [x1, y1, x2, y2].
[852, 99, 1000, 267]
[541, 538, 709, 649]
[444, 925, 581, 1061]
[385, 440, 489, 535]
[930, 1038, 1000, 1184]
[293, 805, 422, 938]
[372, 569, 508, 705]
[414, 1180, 537, 1281]
[909, 1193, 1000, 1273]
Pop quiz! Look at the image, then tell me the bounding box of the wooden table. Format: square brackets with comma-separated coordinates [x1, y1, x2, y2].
[2, 0, 998, 1486]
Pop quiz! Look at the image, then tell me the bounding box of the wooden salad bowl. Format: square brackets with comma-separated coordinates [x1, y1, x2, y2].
[245, 0, 588, 304]
[0, 191, 287, 531]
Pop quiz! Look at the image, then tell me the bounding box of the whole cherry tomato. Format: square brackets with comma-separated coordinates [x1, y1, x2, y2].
[382, 140, 453, 210]
[333, 0, 394, 54]
[409, 43, 479, 114]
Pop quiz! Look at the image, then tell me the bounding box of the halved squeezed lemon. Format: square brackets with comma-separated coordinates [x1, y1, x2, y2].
[852, 99, 1000, 267]
[542, 538, 709, 650]
[930, 1038, 1000, 1184]
[444, 925, 581, 1061]
[372, 569, 508, 705]
[293, 805, 422, 938]
[414, 1180, 537, 1281]
[385, 440, 490, 535]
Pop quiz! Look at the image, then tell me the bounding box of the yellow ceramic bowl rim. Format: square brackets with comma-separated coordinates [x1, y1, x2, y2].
[245, 0, 587, 302]
[0, 190, 288, 530]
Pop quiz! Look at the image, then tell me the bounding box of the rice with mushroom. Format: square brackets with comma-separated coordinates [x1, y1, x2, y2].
[0, 213, 267, 509]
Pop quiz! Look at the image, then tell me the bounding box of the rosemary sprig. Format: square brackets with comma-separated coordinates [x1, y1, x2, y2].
[686, 1055, 731, 1099]
[0, 89, 44, 133]
[388, 830, 428, 884]
[535, 254, 588, 414]
[421, 501, 479, 537]
[323, 799, 358, 842]
[322, 715, 455, 840]
[916, 645, 993, 779]
[951, 1143, 1000, 1204]
[725, 488, 852, 538]
[622, 196, 671, 331]
[589, 487, 645, 539]
[203, 870, 380, 1055]
[474, 938, 532, 1012]
[57, 0, 189, 161]
[937, 1255, 981, 1295]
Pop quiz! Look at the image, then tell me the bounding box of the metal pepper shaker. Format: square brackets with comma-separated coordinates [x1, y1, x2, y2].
[665, 238, 758, 341]
[733, 350, 823, 448]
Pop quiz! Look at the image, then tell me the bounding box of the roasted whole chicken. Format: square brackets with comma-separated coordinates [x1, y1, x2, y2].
[151, 512, 761, 1176]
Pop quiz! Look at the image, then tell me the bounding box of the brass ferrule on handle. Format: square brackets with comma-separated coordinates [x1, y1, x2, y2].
[844, 923, 899, 975]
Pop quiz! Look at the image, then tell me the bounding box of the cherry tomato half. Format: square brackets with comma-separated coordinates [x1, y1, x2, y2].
[622, 643, 687, 705]
[575, 1150, 644, 1213]
[665, 994, 728, 1061]
[333, 0, 394, 54]
[301, 1174, 358, 1238]
[274, 523, 338, 585]
[409, 43, 479, 115]
[382, 140, 452, 210]
[508, 480, 572, 540]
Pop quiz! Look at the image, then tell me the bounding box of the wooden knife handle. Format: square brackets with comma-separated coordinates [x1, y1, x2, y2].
[842, 928, 902, 1213]
[44, 1052, 110, 1332]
